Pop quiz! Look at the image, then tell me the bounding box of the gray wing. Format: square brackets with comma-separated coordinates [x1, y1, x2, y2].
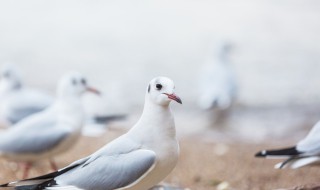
[7, 106, 47, 124]
[56, 149, 156, 190]
[0, 121, 70, 154]
[4, 89, 53, 124]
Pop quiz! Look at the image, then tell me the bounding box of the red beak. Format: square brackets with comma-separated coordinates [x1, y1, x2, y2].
[86, 86, 101, 95]
[163, 93, 182, 104]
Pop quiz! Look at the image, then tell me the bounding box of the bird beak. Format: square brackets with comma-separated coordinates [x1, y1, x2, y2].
[163, 93, 182, 104]
[86, 86, 101, 95]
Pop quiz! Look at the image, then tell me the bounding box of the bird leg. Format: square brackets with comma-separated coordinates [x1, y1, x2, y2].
[22, 162, 32, 179]
[49, 159, 58, 171]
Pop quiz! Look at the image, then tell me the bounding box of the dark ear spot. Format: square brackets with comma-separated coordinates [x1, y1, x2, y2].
[81, 78, 87, 85]
[3, 71, 10, 78]
[148, 84, 150, 93]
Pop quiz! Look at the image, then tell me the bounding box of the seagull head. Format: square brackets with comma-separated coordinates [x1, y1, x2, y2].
[0, 64, 22, 91]
[146, 76, 182, 106]
[58, 71, 100, 98]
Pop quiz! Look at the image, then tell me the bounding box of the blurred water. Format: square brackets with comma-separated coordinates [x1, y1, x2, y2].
[0, 0, 320, 141]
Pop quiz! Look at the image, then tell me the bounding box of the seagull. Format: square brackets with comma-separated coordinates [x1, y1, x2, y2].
[0, 64, 53, 126]
[0, 76, 182, 190]
[81, 93, 127, 137]
[255, 121, 320, 169]
[198, 42, 237, 110]
[0, 64, 124, 130]
[82, 114, 127, 137]
[0, 71, 100, 179]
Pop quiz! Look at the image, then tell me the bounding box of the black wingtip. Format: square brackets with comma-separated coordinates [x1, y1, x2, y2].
[255, 146, 301, 158]
[0, 183, 9, 187]
[255, 150, 267, 157]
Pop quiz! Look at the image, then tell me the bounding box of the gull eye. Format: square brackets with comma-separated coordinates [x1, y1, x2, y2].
[81, 78, 87, 85]
[156, 84, 162, 90]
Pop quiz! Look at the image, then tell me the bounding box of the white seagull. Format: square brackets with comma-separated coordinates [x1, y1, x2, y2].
[198, 42, 237, 110]
[255, 121, 320, 169]
[0, 76, 182, 190]
[0, 64, 53, 126]
[0, 71, 100, 179]
[0, 64, 124, 130]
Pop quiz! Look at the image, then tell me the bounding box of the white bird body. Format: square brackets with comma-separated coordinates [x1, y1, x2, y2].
[0, 64, 53, 125]
[0, 64, 124, 130]
[0, 99, 83, 162]
[0, 76, 182, 190]
[199, 62, 235, 109]
[0, 72, 99, 178]
[121, 101, 179, 190]
[0, 88, 53, 121]
[198, 43, 236, 110]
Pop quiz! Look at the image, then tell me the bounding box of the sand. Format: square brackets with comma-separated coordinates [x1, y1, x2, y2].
[0, 128, 319, 190]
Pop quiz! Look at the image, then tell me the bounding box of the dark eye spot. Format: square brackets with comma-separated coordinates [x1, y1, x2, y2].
[156, 84, 162, 90]
[72, 78, 77, 85]
[148, 84, 150, 93]
[81, 78, 87, 85]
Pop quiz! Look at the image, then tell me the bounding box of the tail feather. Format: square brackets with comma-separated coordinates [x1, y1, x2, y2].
[14, 180, 57, 190]
[255, 146, 301, 158]
[275, 156, 320, 169]
[0, 179, 49, 188]
[274, 157, 297, 169]
[0, 161, 81, 189]
[45, 186, 83, 190]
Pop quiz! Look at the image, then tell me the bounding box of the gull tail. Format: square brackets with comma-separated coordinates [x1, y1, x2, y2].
[255, 146, 301, 158]
[275, 156, 320, 169]
[45, 186, 83, 190]
[0, 162, 80, 190]
[0, 175, 57, 190]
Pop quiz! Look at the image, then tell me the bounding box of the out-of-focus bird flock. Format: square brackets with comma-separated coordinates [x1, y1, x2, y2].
[0, 0, 320, 190]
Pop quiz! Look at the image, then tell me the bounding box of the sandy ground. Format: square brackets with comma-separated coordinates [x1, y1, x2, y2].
[0, 127, 319, 190]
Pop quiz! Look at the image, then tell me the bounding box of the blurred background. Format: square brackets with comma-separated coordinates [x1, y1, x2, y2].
[0, 0, 320, 189]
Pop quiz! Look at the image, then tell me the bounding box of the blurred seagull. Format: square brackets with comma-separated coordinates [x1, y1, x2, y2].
[82, 115, 127, 137]
[198, 42, 237, 110]
[0, 72, 100, 178]
[0, 76, 182, 190]
[0, 64, 124, 130]
[81, 94, 126, 137]
[255, 121, 320, 169]
[0, 64, 53, 126]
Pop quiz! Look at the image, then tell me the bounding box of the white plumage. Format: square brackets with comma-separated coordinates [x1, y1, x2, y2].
[0, 76, 182, 190]
[0, 64, 53, 126]
[0, 72, 99, 178]
[198, 42, 237, 110]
